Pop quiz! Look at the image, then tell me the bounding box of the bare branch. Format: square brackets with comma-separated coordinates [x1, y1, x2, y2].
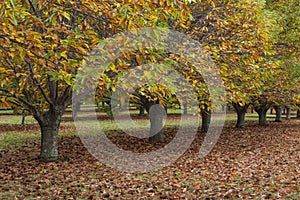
[25, 59, 53, 106]
[27, 0, 39, 17]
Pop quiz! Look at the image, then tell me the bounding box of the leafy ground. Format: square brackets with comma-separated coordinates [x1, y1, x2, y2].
[0, 113, 299, 199]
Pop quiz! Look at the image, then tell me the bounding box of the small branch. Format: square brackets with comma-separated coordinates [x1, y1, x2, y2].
[0, 34, 9, 38]
[25, 59, 53, 106]
[2, 90, 35, 112]
[48, 71, 58, 104]
[27, 0, 39, 17]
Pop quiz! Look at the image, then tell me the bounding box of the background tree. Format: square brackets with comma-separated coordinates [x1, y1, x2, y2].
[265, 0, 300, 120]
[187, 0, 279, 127]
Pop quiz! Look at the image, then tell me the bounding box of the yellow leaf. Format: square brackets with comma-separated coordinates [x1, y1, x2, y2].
[136, 54, 142, 65]
[179, 23, 188, 29]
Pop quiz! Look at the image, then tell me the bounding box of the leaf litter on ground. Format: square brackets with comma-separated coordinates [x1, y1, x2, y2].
[0, 118, 299, 199]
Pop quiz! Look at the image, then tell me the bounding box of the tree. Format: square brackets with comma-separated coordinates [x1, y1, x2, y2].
[189, 0, 300, 127]
[274, 105, 283, 122]
[187, 0, 279, 127]
[1, 0, 98, 160]
[0, 0, 194, 160]
[265, 0, 300, 117]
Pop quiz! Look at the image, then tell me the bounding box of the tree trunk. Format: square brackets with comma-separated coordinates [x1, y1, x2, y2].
[140, 96, 165, 143]
[21, 110, 26, 125]
[233, 103, 249, 128]
[149, 111, 164, 143]
[297, 107, 300, 118]
[183, 102, 188, 114]
[201, 105, 211, 133]
[148, 104, 166, 143]
[274, 106, 282, 122]
[139, 105, 145, 116]
[254, 104, 269, 126]
[40, 124, 59, 161]
[35, 107, 64, 161]
[72, 102, 81, 120]
[285, 107, 291, 120]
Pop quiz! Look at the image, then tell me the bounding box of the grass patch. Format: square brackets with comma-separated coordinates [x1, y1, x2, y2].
[0, 111, 36, 125]
[0, 109, 296, 151]
[0, 108, 284, 126]
[0, 131, 39, 150]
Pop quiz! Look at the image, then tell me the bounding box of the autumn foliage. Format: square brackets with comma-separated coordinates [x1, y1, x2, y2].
[0, 0, 299, 161]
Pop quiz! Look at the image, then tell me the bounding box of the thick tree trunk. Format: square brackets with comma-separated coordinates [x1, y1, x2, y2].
[149, 111, 164, 143]
[233, 103, 249, 128]
[35, 107, 64, 161]
[285, 107, 291, 120]
[254, 104, 269, 126]
[258, 111, 268, 126]
[139, 105, 145, 116]
[140, 96, 165, 143]
[148, 104, 166, 143]
[200, 106, 211, 133]
[274, 106, 282, 122]
[40, 124, 59, 161]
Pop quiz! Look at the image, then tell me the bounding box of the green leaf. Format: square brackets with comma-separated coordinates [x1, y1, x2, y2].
[49, 13, 56, 25]
[61, 12, 70, 20]
[46, 70, 56, 77]
[12, 12, 18, 25]
[44, 51, 53, 59]
[10, 0, 16, 8]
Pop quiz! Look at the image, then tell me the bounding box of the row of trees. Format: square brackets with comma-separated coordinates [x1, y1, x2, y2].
[0, 0, 299, 161]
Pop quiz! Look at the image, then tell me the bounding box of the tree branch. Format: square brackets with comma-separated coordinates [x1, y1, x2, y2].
[25, 59, 53, 106]
[27, 0, 39, 17]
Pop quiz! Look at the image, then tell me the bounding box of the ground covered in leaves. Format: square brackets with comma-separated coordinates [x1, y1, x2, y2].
[1, 118, 300, 199]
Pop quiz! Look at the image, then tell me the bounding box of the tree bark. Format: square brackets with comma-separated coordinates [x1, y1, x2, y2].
[200, 105, 211, 133]
[40, 123, 59, 161]
[35, 106, 64, 161]
[139, 105, 145, 116]
[233, 103, 249, 128]
[21, 110, 26, 125]
[149, 110, 164, 143]
[254, 104, 269, 126]
[274, 106, 282, 122]
[183, 102, 188, 114]
[285, 107, 291, 120]
[140, 96, 165, 143]
[72, 101, 80, 120]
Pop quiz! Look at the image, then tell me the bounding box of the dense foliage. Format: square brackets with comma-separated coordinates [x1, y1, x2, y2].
[0, 0, 299, 160]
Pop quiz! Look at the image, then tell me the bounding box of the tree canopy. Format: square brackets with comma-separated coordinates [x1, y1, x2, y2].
[0, 0, 299, 161]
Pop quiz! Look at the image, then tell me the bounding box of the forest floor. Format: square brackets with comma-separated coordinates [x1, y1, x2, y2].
[0, 113, 300, 199]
